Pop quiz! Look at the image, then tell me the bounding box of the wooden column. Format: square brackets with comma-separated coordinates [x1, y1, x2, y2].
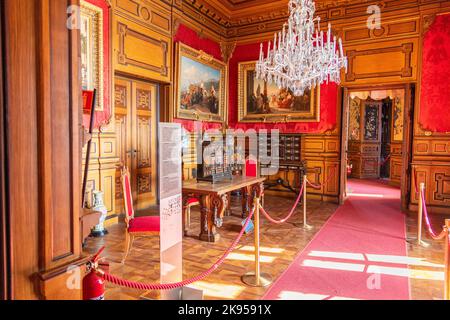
[3, 0, 87, 299]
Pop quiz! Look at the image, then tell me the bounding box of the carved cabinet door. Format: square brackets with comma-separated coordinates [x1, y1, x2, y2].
[115, 77, 157, 212]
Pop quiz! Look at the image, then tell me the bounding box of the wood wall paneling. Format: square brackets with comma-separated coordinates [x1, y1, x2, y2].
[302, 135, 341, 203]
[344, 38, 418, 85]
[113, 13, 172, 82]
[0, 0, 7, 299]
[4, 0, 40, 300]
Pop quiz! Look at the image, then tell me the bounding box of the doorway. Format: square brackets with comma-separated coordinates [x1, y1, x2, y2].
[114, 76, 158, 213]
[340, 85, 415, 210]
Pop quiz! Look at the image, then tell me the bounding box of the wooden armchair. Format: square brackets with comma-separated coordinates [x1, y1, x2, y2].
[121, 167, 160, 263]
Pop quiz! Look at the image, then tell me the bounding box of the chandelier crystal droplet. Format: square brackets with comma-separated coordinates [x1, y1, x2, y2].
[256, 0, 348, 96]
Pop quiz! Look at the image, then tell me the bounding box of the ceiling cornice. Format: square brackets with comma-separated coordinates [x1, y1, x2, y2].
[176, 0, 450, 42]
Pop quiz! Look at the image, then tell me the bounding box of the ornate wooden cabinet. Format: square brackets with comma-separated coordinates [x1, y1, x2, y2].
[262, 134, 306, 196]
[348, 98, 382, 179]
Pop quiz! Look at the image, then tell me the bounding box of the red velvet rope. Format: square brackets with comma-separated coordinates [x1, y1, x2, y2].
[98, 206, 256, 291]
[260, 182, 304, 224]
[306, 172, 334, 190]
[420, 189, 447, 240]
[379, 154, 391, 167]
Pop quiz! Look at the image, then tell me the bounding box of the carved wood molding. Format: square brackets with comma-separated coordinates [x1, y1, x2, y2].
[422, 14, 437, 35]
[220, 41, 236, 63]
[346, 43, 413, 82]
[117, 22, 169, 76]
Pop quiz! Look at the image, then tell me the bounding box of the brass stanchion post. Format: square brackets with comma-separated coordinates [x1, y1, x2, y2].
[241, 195, 272, 287]
[417, 183, 430, 247]
[444, 219, 450, 300]
[302, 175, 313, 230]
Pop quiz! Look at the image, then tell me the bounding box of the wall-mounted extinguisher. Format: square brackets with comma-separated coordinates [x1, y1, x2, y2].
[83, 246, 107, 300]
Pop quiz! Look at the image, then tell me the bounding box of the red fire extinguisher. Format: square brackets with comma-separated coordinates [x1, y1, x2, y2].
[83, 246, 107, 300]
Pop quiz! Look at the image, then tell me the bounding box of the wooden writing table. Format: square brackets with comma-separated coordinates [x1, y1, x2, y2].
[182, 176, 266, 242]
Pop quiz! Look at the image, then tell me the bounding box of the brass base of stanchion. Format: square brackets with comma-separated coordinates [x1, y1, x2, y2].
[241, 272, 273, 287]
[293, 223, 313, 230]
[406, 237, 431, 247]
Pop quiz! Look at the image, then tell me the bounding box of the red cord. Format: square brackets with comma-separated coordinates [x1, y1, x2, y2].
[260, 182, 304, 224]
[306, 172, 334, 190]
[99, 206, 256, 290]
[379, 154, 391, 167]
[421, 189, 447, 240]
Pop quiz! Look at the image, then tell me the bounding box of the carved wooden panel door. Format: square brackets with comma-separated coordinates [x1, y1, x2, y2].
[115, 77, 157, 212]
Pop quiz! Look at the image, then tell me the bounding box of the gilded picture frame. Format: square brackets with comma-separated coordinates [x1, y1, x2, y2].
[174, 43, 227, 123]
[238, 61, 320, 123]
[80, 0, 104, 111]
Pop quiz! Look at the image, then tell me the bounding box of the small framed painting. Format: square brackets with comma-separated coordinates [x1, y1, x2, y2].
[238, 61, 320, 123]
[174, 43, 227, 123]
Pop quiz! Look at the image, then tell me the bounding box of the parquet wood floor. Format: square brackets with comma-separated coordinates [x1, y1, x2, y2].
[83, 194, 448, 300]
[405, 211, 448, 300]
[83, 195, 337, 300]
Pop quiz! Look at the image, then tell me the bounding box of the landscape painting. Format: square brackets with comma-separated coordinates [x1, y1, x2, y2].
[175, 43, 227, 123]
[238, 61, 320, 122]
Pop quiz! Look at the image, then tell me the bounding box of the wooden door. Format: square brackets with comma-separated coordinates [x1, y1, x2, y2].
[401, 84, 415, 211]
[132, 80, 157, 210]
[115, 77, 158, 212]
[339, 88, 349, 204]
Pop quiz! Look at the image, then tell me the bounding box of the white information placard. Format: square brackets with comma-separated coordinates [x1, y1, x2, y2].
[159, 123, 183, 300]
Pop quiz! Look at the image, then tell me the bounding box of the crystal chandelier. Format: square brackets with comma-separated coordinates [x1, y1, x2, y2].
[256, 0, 347, 96]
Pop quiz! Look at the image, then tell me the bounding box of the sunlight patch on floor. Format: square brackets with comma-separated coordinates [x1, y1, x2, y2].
[365, 253, 444, 268]
[302, 259, 366, 272]
[347, 193, 384, 198]
[238, 245, 284, 254]
[308, 250, 365, 261]
[277, 290, 359, 300]
[226, 252, 275, 263]
[191, 281, 245, 299]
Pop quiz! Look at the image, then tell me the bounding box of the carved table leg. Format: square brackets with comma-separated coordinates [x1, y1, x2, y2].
[182, 195, 190, 236]
[199, 194, 218, 242]
[241, 186, 251, 218]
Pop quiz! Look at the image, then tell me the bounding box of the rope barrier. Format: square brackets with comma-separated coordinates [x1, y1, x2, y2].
[379, 154, 391, 167]
[259, 182, 304, 224]
[95, 206, 256, 291]
[306, 172, 334, 190]
[420, 188, 448, 240]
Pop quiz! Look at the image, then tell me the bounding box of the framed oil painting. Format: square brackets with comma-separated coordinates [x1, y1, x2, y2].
[175, 43, 227, 123]
[238, 61, 320, 123]
[80, 0, 104, 112]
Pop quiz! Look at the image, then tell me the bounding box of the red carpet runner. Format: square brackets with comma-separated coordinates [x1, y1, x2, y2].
[263, 179, 410, 300]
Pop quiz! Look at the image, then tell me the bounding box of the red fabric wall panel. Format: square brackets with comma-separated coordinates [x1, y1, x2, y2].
[228, 42, 339, 133]
[82, 0, 111, 129]
[420, 14, 450, 133]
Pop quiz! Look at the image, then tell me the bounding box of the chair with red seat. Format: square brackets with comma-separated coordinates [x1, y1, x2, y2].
[121, 167, 160, 263]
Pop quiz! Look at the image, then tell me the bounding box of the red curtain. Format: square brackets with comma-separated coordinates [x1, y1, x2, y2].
[420, 14, 450, 133]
